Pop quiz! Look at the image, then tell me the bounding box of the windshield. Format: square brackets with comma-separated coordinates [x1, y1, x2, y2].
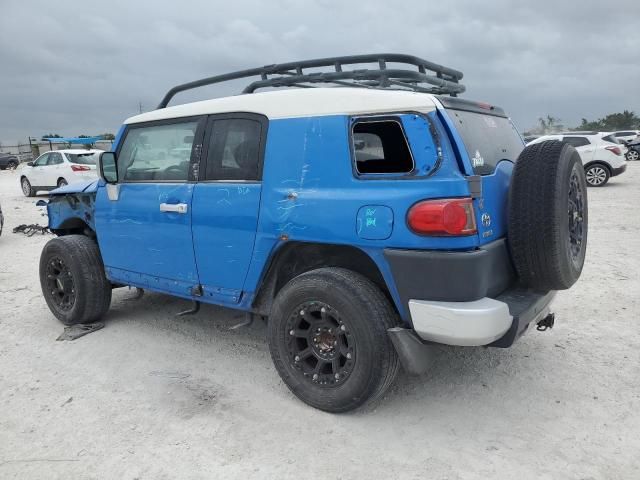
[446, 109, 524, 175]
[67, 153, 98, 165]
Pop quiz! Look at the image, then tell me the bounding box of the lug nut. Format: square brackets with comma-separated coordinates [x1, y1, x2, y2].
[312, 374, 318, 380]
[334, 373, 340, 380]
[340, 325, 346, 331]
[294, 356, 300, 362]
[321, 307, 326, 313]
[289, 329, 295, 336]
[300, 310, 305, 315]
[346, 353, 352, 359]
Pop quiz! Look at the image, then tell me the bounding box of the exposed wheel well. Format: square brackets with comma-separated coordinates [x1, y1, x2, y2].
[51, 217, 96, 238]
[252, 242, 393, 316]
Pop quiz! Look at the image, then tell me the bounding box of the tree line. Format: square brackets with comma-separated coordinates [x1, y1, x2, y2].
[527, 111, 639, 135]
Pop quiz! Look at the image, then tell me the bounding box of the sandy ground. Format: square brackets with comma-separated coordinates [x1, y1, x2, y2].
[0, 164, 639, 480]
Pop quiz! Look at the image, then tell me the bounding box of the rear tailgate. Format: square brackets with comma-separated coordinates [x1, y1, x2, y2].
[436, 97, 524, 245]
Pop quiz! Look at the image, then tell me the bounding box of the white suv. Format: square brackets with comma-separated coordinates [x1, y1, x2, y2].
[19, 149, 102, 197]
[611, 130, 640, 144]
[527, 132, 627, 186]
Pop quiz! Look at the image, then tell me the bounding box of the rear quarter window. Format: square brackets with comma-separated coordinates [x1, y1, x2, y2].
[447, 109, 524, 175]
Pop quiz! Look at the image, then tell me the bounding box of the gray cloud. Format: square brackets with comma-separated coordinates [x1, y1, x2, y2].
[1, 0, 638, 143]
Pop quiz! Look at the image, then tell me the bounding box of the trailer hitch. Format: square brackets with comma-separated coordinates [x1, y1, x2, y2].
[536, 313, 555, 332]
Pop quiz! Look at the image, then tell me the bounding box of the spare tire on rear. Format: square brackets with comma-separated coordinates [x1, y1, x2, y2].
[508, 141, 588, 291]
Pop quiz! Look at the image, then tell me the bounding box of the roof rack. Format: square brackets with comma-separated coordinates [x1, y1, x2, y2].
[158, 53, 465, 109]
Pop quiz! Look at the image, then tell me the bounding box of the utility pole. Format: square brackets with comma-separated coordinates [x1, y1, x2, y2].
[138, 101, 143, 114]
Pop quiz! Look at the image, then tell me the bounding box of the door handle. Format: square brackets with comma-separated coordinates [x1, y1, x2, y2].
[160, 203, 188, 214]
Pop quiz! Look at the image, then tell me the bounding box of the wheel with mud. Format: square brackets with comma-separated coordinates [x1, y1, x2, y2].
[509, 141, 588, 291]
[39, 235, 112, 325]
[268, 267, 400, 413]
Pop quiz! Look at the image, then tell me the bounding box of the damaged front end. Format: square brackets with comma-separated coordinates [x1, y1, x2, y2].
[46, 180, 99, 237]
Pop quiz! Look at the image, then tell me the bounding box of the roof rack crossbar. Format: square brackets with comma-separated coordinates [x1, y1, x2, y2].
[158, 53, 465, 109]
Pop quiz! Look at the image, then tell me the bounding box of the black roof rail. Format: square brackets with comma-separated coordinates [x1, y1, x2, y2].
[158, 53, 465, 109]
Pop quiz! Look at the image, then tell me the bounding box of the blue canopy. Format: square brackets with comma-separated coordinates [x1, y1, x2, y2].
[43, 136, 103, 144]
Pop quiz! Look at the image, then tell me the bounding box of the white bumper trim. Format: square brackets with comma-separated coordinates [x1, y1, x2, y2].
[408, 297, 513, 346]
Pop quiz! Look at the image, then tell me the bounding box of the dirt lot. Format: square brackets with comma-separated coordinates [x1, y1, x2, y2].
[0, 165, 639, 480]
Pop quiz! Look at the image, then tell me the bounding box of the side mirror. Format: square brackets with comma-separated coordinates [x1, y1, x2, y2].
[27, 161, 34, 166]
[99, 152, 118, 183]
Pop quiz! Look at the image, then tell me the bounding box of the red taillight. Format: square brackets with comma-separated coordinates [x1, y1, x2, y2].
[71, 164, 90, 172]
[605, 146, 622, 156]
[407, 198, 477, 236]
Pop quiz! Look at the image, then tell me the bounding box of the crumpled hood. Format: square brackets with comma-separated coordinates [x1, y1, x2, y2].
[49, 179, 99, 196]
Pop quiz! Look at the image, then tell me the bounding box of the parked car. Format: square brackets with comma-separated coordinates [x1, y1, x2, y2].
[38, 54, 587, 412]
[528, 132, 627, 186]
[625, 139, 640, 161]
[611, 130, 640, 144]
[0, 152, 20, 170]
[19, 149, 102, 197]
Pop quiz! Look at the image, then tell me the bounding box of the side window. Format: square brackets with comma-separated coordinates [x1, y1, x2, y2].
[205, 118, 262, 181]
[117, 120, 199, 181]
[33, 153, 49, 166]
[33, 153, 51, 167]
[562, 137, 589, 148]
[352, 120, 414, 174]
[47, 152, 63, 165]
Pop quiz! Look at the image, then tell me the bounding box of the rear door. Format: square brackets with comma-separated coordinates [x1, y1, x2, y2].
[438, 100, 525, 245]
[95, 117, 205, 297]
[191, 113, 267, 304]
[562, 136, 593, 163]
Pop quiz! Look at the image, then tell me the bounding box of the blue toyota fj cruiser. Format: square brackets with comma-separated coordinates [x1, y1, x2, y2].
[40, 54, 588, 412]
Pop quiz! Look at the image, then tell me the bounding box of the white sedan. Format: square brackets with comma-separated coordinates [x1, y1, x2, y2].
[19, 149, 103, 197]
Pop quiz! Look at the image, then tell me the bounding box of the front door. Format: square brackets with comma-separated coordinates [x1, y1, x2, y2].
[29, 152, 50, 186]
[95, 116, 205, 298]
[191, 114, 267, 304]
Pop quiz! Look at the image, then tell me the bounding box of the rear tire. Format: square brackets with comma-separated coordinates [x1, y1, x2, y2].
[508, 141, 588, 291]
[21, 177, 35, 197]
[57, 178, 68, 187]
[39, 235, 112, 325]
[584, 163, 610, 187]
[268, 268, 400, 413]
[625, 149, 639, 161]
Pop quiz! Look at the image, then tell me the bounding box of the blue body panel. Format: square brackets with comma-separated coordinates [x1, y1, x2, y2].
[47, 105, 516, 324]
[94, 183, 198, 297]
[191, 182, 262, 303]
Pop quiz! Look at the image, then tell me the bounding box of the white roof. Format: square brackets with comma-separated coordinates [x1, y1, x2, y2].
[125, 88, 439, 124]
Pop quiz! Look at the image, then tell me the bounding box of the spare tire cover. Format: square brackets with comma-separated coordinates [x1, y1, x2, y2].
[508, 141, 588, 290]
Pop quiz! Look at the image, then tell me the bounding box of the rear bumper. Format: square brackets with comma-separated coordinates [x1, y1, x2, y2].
[611, 163, 627, 177]
[384, 240, 555, 348]
[408, 289, 555, 346]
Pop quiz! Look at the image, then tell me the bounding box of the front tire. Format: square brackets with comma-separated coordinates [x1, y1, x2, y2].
[584, 163, 610, 187]
[21, 177, 35, 197]
[268, 268, 400, 413]
[39, 235, 112, 325]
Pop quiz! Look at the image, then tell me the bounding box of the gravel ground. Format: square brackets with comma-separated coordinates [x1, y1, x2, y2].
[0, 165, 639, 480]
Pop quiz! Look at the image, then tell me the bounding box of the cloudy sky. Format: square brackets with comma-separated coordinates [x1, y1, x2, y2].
[1, 0, 638, 144]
